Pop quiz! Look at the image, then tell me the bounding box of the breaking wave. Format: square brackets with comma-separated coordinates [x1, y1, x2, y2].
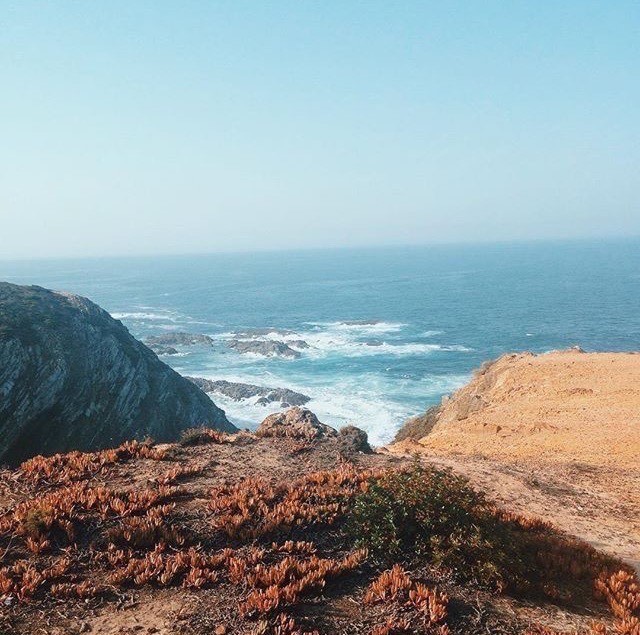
[193, 370, 470, 445]
[127, 314, 473, 444]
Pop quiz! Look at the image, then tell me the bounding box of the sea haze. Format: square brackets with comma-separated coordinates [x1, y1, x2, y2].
[2, 239, 640, 444]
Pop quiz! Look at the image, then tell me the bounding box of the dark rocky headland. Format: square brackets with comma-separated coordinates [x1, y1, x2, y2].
[0, 282, 235, 465]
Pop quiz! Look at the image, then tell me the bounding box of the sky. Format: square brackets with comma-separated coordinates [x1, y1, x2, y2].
[1, 1, 639, 259]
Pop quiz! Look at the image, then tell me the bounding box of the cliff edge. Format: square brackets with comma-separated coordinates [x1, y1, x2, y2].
[392, 349, 640, 571]
[394, 349, 640, 467]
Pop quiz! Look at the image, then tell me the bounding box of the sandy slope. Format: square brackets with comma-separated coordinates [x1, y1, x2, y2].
[391, 350, 640, 571]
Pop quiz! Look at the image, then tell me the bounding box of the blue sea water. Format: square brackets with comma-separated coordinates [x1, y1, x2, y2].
[2, 239, 640, 444]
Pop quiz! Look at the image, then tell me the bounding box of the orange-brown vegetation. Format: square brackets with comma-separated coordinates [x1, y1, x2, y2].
[0, 432, 638, 635]
[0, 556, 73, 602]
[270, 612, 320, 635]
[369, 619, 413, 635]
[593, 569, 640, 635]
[364, 565, 412, 604]
[239, 550, 367, 616]
[18, 439, 167, 485]
[155, 462, 205, 486]
[104, 507, 186, 548]
[0, 481, 176, 548]
[364, 565, 448, 633]
[209, 465, 380, 541]
[179, 427, 229, 446]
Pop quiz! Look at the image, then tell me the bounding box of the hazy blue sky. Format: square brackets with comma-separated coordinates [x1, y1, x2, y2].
[1, 1, 639, 258]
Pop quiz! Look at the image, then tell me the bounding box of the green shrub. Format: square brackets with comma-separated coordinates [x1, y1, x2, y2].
[21, 506, 51, 537]
[346, 463, 526, 591]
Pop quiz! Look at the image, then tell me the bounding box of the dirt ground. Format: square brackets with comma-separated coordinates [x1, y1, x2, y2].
[0, 431, 619, 635]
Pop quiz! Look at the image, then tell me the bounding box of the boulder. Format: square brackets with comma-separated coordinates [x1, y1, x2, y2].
[338, 425, 373, 454]
[152, 345, 179, 356]
[256, 408, 337, 440]
[288, 340, 310, 349]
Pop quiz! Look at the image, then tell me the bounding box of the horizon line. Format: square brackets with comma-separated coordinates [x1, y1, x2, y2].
[1, 233, 639, 264]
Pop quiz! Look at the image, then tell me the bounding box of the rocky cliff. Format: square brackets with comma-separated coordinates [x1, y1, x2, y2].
[0, 282, 235, 464]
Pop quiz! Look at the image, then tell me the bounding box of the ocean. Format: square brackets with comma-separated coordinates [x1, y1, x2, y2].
[2, 239, 639, 444]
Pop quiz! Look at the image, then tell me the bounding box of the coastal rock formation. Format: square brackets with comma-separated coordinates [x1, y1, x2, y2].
[227, 339, 301, 359]
[396, 351, 611, 445]
[395, 350, 640, 464]
[256, 407, 338, 440]
[394, 354, 528, 445]
[338, 425, 373, 454]
[0, 283, 235, 465]
[145, 332, 215, 350]
[288, 339, 310, 349]
[393, 405, 440, 443]
[186, 377, 310, 407]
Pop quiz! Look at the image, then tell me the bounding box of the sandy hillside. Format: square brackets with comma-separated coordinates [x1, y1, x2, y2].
[391, 350, 640, 571]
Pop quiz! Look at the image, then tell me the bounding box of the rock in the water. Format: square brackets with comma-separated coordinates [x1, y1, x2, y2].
[145, 332, 215, 349]
[338, 425, 373, 454]
[340, 320, 381, 326]
[256, 408, 337, 440]
[288, 339, 310, 349]
[0, 283, 236, 465]
[152, 345, 179, 356]
[233, 327, 294, 338]
[186, 377, 310, 406]
[227, 339, 301, 359]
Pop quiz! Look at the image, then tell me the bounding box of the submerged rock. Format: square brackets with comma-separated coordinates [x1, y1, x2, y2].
[340, 320, 381, 326]
[256, 407, 338, 440]
[0, 283, 235, 465]
[227, 339, 301, 359]
[186, 377, 310, 406]
[233, 327, 294, 338]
